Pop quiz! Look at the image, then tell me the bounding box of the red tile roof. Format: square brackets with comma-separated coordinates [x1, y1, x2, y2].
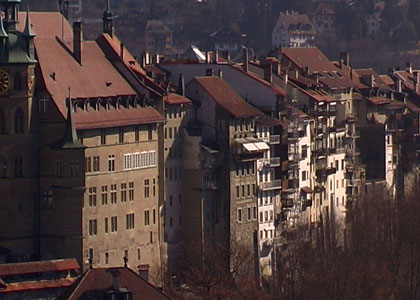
[353, 68, 392, 91]
[379, 74, 395, 86]
[367, 97, 392, 105]
[0, 259, 79, 276]
[191, 77, 264, 118]
[166, 93, 191, 105]
[1, 278, 76, 293]
[63, 267, 172, 300]
[73, 105, 165, 130]
[281, 47, 361, 89]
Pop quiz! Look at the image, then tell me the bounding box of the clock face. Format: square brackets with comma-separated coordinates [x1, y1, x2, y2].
[0, 70, 10, 95]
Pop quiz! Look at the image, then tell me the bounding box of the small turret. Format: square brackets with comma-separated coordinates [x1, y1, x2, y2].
[0, 0, 21, 31]
[23, 6, 35, 60]
[103, 0, 114, 37]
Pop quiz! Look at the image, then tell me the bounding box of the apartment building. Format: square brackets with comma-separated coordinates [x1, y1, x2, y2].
[184, 76, 265, 277]
[255, 116, 283, 276]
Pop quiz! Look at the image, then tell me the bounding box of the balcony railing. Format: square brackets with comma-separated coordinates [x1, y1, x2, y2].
[259, 179, 282, 191]
[270, 157, 281, 167]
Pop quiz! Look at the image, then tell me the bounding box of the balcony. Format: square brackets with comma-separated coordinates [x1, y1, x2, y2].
[261, 157, 281, 168]
[259, 179, 282, 191]
[270, 135, 281, 144]
[326, 167, 337, 175]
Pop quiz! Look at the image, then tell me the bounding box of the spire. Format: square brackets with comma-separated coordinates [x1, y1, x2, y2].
[103, 0, 114, 37]
[55, 88, 84, 149]
[23, 5, 35, 37]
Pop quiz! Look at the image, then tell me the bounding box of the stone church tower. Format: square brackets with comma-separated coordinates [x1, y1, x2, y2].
[0, 0, 38, 261]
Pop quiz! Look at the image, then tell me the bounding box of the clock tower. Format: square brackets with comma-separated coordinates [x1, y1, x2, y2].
[0, 0, 39, 262]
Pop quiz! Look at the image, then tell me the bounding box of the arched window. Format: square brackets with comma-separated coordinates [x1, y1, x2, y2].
[0, 109, 5, 134]
[14, 108, 24, 134]
[13, 72, 21, 91]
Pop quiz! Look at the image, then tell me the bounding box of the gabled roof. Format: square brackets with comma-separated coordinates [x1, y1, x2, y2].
[0, 259, 79, 276]
[353, 68, 392, 91]
[281, 47, 360, 89]
[276, 12, 315, 35]
[191, 77, 264, 118]
[62, 267, 172, 300]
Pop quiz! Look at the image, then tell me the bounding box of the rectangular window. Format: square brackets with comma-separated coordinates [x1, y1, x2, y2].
[88, 187, 97, 207]
[121, 183, 127, 202]
[93, 156, 100, 172]
[144, 179, 150, 198]
[237, 208, 242, 222]
[105, 252, 109, 264]
[153, 178, 156, 197]
[247, 207, 251, 220]
[101, 186, 108, 205]
[88, 219, 97, 235]
[70, 160, 79, 177]
[148, 125, 153, 140]
[86, 157, 92, 173]
[241, 185, 245, 198]
[124, 154, 132, 170]
[126, 213, 135, 230]
[104, 217, 109, 233]
[110, 184, 117, 204]
[153, 208, 156, 224]
[236, 186, 240, 199]
[260, 212, 263, 222]
[56, 161, 63, 177]
[253, 206, 257, 219]
[129, 182, 134, 201]
[144, 210, 150, 226]
[247, 184, 251, 196]
[111, 216, 118, 232]
[135, 126, 139, 142]
[101, 129, 106, 145]
[119, 128, 124, 143]
[108, 155, 115, 172]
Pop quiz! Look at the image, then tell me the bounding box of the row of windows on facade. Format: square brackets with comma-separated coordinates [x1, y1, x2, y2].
[236, 184, 257, 199]
[164, 166, 183, 181]
[54, 160, 80, 177]
[259, 209, 274, 224]
[237, 206, 258, 222]
[235, 162, 256, 177]
[260, 229, 275, 240]
[0, 156, 23, 178]
[88, 209, 157, 236]
[0, 108, 25, 134]
[39, 95, 147, 115]
[164, 126, 179, 139]
[87, 179, 156, 207]
[165, 108, 184, 119]
[89, 241, 153, 266]
[258, 191, 277, 206]
[167, 194, 182, 208]
[92, 126, 154, 146]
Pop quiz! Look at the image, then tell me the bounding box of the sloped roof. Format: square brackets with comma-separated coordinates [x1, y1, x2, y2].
[281, 47, 361, 89]
[1, 278, 76, 293]
[0, 259, 79, 276]
[166, 93, 191, 105]
[73, 105, 165, 130]
[191, 77, 264, 118]
[313, 2, 335, 15]
[62, 267, 172, 300]
[353, 68, 392, 91]
[277, 12, 315, 35]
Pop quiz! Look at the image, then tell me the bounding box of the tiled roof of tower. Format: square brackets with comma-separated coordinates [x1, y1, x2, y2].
[0, 259, 79, 276]
[281, 47, 362, 89]
[61, 267, 172, 300]
[192, 77, 264, 118]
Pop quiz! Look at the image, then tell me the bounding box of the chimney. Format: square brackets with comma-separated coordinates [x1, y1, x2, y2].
[73, 22, 83, 64]
[178, 73, 185, 96]
[218, 69, 223, 79]
[206, 51, 211, 64]
[62, 0, 70, 20]
[242, 47, 248, 72]
[264, 63, 273, 83]
[110, 270, 121, 291]
[406, 62, 413, 74]
[340, 51, 350, 67]
[273, 60, 281, 76]
[284, 72, 288, 85]
[414, 71, 420, 92]
[370, 74, 375, 88]
[397, 78, 402, 92]
[120, 43, 124, 60]
[145, 52, 150, 65]
[213, 51, 219, 64]
[141, 54, 146, 68]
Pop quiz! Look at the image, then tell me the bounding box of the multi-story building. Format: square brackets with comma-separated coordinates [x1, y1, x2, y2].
[145, 20, 173, 55]
[311, 2, 335, 38]
[184, 75, 266, 277]
[272, 11, 316, 48]
[0, 2, 171, 284]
